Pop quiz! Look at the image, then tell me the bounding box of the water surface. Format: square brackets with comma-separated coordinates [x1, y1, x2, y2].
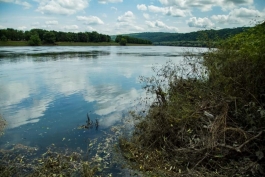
[0, 46, 204, 175]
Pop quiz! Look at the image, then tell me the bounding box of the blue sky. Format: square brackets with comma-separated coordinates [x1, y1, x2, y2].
[0, 0, 264, 35]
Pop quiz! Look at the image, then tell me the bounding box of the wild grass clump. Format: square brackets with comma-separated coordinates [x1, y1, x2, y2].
[119, 21, 265, 176]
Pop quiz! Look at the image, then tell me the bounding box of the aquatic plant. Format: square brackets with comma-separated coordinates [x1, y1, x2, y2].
[0, 123, 124, 177]
[78, 113, 99, 130]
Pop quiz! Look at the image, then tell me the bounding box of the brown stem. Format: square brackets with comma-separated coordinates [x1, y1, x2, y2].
[219, 130, 263, 152]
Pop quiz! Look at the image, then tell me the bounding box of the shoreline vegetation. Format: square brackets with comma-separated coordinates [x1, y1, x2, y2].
[0, 115, 6, 137]
[119, 21, 265, 176]
[0, 28, 152, 46]
[0, 26, 249, 47]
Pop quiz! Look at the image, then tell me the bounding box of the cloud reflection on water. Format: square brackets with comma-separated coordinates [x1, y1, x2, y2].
[8, 98, 53, 128]
[0, 46, 189, 130]
[0, 83, 30, 108]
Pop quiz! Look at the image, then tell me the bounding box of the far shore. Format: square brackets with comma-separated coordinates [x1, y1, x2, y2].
[0, 41, 152, 47]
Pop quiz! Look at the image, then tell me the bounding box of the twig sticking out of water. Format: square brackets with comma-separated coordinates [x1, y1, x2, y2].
[95, 119, 99, 130]
[87, 113, 91, 125]
[79, 113, 98, 130]
[86, 113, 94, 127]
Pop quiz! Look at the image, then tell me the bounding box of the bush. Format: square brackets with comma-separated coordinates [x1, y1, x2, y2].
[119, 38, 127, 46]
[0, 35, 7, 42]
[120, 21, 265, 176]
[28, 34, 41, 46]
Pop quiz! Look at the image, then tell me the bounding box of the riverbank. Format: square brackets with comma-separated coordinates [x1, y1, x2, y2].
[119, 22, 265, 176]
[0, 41, 152, 46]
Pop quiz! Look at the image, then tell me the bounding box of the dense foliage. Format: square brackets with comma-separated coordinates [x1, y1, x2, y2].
[119, 38, 127, 46]
[120, 22, 265, 176]
[28, 34, 41, 46]
[115, 35, 152, 45]
[121, 27, 248, 46]
[0, 28, 111, 44]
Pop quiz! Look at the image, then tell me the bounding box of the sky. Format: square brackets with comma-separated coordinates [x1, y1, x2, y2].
[0, 0, 264, 35]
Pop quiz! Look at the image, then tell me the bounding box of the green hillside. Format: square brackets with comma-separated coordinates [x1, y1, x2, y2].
[112, 27, 249, 47]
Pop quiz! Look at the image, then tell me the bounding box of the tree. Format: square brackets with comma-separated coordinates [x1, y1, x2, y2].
[119, 38, 127, 46]
[90, 31, 99, 42]
[30, 29, 46, 41]
[78, 32, 89, 42]
[28, 34, 41, 46]
[0, 35, 7, 42]
[43, 31, 56, 44]
[115, 35, 122, 43]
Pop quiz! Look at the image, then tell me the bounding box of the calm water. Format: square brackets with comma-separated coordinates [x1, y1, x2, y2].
[0, 46, 204, 175]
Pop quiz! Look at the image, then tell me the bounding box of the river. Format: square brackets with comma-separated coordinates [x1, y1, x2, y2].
[0, 46, 205, 176]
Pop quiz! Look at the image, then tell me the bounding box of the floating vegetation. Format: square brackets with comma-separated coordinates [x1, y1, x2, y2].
[0, 115, 6, 137]
[0, 122, 128, 176]
[0, 143, 96, 177]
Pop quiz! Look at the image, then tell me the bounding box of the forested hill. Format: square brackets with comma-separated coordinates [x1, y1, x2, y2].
[118, 27, 249, 45]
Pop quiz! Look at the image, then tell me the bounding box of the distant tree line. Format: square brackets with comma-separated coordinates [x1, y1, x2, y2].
[154, 41, 210, 47]
[124, 27, 250, 43]
[0, 28, 111, 45]
[115, 35, 152, 45]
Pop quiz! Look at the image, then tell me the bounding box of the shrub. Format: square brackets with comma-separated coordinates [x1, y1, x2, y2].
[119, 38, 127, 46]
[28, 34, 41, 46]
[0, 35, 7, 42]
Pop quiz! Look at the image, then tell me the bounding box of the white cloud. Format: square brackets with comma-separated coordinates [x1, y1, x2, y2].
[187, 17, 215, 28]
[0, 25, 6, 29]
[211, 7, 264, 25]
[77, 16, 104, 25]
[31, 22, 40, 26]
[159, 0, 254, 11]
[145, 21, 155, 28]
[146, 20, 179, 32]
[148, 5, 190, 17]
[36, 0, 89, 15]
[137, 4, 147, 11]
[117, 11, 135, 22]
[148, 5, 165, 13]
[16, 0, 31, 9]
[0, 0, 31, 9]
[62, 25, 79, 31]
[17, 26, 27, 30]
[45, 20, 58, 25]
[111, 6, 117, 11]
[114, 22, 144, 34]
[143, 13, 150, 19]
[211, 15, 229, 24]
[230, 7, 262, 18]
[134, 25, 144, 31]
[86, 26, 96, 31]
[223, 0, 253, 7]
[98, 0, 122, 4]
